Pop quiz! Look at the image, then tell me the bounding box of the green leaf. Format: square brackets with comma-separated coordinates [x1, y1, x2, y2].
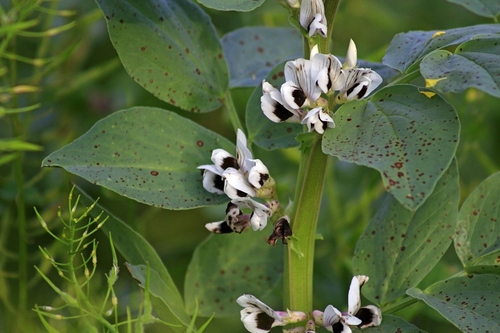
[383, 24, 500, 72]
[221, 27, 302, 87]
[96, 0, 228, 112]
[43, 107, 234, 209]
[196, 0, 264, 12]
[322, 85, 459, 210]
[352, 161, 459, 305]
[420, 37, 500, 98]
[184, 231, 283, 317]
[246, 61, 303, 150]
[0, 138, 42, 151]
[447, 0, 500, 18]
[454, 172, 500, 273]
[353, 315, 427, 333]
[126, 264, 188, 327]
[407, 274, 500, 332]
[78, 188, 189, 331]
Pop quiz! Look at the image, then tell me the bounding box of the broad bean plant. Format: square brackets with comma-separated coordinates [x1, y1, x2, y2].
[41, 0, 500, 332]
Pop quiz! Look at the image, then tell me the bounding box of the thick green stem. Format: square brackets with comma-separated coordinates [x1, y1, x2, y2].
[284, 134, 328, 312]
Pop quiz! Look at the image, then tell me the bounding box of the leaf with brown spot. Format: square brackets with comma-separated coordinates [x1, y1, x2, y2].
[407, 274, 500, 332]
[323, 84, 459, 210]
[352, 161, 459, 305]
[454, 171, 500, 274]
[185, 230, 282, 317]
[42, 107, 234, 210]
[96, 0, 228, 112]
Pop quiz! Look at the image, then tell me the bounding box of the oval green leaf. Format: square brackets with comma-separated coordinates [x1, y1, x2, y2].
[383, 24, 500, 72]
[246, 61, 303, 150]
[42, 107, 235, 210]
[447, 0, 500, 18]
[407, 274, 500, 332]
[197, 0, 264, 12]
[454, 171, 500, 273]
[353, 161, 459, 305]
[221, 27, 302, 88]
[184, 231, 283, 317]
[323, 84, 459, 210]
[96, 0, 228, 112]
[420, 37, 500, 98]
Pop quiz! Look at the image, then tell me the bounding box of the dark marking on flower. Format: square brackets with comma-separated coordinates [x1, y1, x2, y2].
[221, 156, 238, 170]
[267, 216, 292, 246]
[272, 103, 295, 122]
[255, 312, 274, 330]
[292, 89, 306, 107]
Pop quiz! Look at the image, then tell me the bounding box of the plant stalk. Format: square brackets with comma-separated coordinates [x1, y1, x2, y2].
[284, 134, 328, 312]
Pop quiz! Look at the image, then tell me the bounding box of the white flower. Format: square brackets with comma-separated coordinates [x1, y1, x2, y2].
[232, 197, 272, 231]
[299, 0, 327, 37]
[237, 294, 307, 333]
[336, 40, 382, 103]
[261, 80, 303, 123]
[311, 46, 345, 93]
[198, 129, 271, 198]
[205, 202, 250, 234]
[323, 276, 382, 332]
[301, 107, 335, 134]
[282, 58, 324, 109]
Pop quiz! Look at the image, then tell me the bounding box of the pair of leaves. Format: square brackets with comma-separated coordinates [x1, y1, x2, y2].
[421, 36, 500, 98]
[352, 160, 459, 305]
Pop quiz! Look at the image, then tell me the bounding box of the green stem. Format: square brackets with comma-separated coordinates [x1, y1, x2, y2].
[224, 91, 244, 134]
[319, 0, 341, 53]
[382, 296, 418, 314]
[284, 134, 328, 312]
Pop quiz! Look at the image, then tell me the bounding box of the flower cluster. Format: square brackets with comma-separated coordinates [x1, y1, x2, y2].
[198, 129, 277, 233]
[237, 276, 381, 333]
[261, 40, 382, 135]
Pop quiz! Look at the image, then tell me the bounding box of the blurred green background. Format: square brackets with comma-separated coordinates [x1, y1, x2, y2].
[1, 0, 499, 332]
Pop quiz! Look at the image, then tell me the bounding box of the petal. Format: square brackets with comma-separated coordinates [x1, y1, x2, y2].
[197, 166, 225, 194]
[312, 53, 344, 93]
[267, 216, 292, 246]
[342, 313, 362, 326]
[348, 275, 368, 315]
[323, 305, 341, 327]
[344, 39, 357, 69]
[338, 69, 382, 102]
[223, 168, 256, 198]
[261, 81, 301, 123]
[240, 308, 275, 333]
[237, 294, 280, 321]
[355, 305, 382, 328]
[211, 148, 238, 172]
[305, 319, 316, 333]
[225, 202, 251, 233]
[236, 129, 253, 173]
[308, 13, 327, 37]
[281, 80, 307, 110]
[299, 0, 327, 37]
[205, 221, 233, 234]
[247, 159, 270, 189]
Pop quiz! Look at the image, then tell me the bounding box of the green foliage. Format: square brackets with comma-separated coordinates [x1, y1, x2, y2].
[407, 274, 500, 332]
[322, 85, 459, 210]
[184, 231, 283, 317]
[353, 161, 459, 305]
[43, 107, 235, 209]
[96, 0, 229, 112]
[446, 0, 500, 19]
